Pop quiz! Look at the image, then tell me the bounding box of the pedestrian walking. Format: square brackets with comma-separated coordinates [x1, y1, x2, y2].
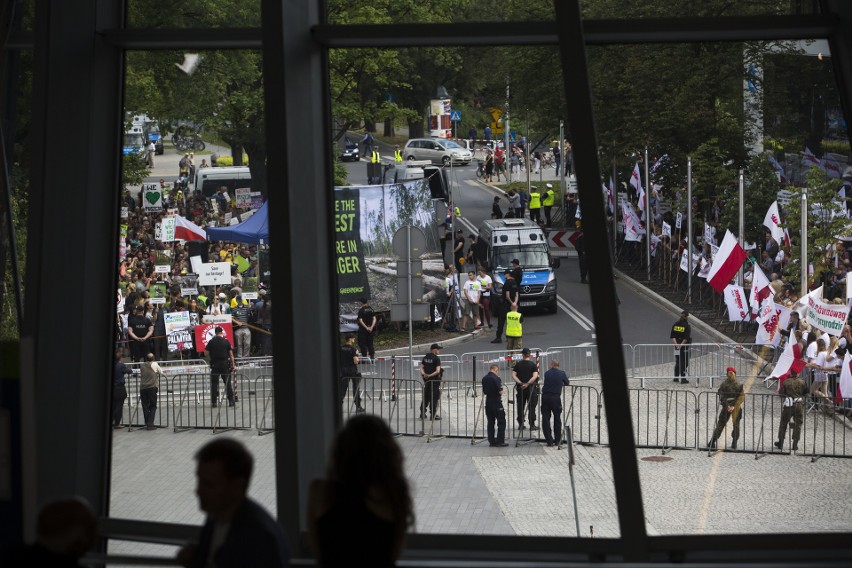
[707, 367, 745, 449]
[775, 369, 806, 452]
[541, 360, 570, 447]
[481, 364, 508, 447]
[512, 348, 539, 431]
[670, 310, 691, 383]
[419, 343, 443, 420]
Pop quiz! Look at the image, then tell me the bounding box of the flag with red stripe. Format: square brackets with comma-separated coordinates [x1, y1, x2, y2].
[705, 230, 746, 293]
[174, 215, 207, 241]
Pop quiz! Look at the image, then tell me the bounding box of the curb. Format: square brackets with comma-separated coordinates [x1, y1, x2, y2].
[613, 268, 738, 345]
[376, 329, 484, 356]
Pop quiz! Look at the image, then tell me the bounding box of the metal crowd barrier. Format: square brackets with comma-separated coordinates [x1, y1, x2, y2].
[120, 374, 170, 431]
[615, 388, 698, 451]
[125, 358, 209, 376]
[631, 343, 778, 388]
[169, 372, 254, 433]
[253, 375, 275, 435]
[539, 344, 634, 384]
[234, 356, 274, 387]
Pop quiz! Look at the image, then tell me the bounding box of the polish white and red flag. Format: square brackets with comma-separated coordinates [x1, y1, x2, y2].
[630, 163, 645, 211]
[783, 228, 791, 248]
[802, 147, 820, 167]
[706, 230, 747, 293]
[769, 339, 807, 390]
[762, 201, 785, 245]
[749, 265, 773, 319]
[174, 215, 207, 241]
[821, 158, 842, 178]
[835, 352, 852, 405]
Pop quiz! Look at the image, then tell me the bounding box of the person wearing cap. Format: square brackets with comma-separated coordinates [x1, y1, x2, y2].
[542, 183, 556, 228]
[453, 229, 466, 275]
[356, 298, 377, 362]
[670, 310, 691, 383]
[339, 334, 364, 413]
[205, 326, 236, 407]
[481, 364, 508, 447]
[419, 344, 443, 420]
[512, 348, 539, 431]
[505, 303, 524, 352]
[708, 367, 745, 449]
[775, 368, 807, 452]
[528, 185, 542, 224]
[541, 360, 570, 447]
[393, 144, 403, 162]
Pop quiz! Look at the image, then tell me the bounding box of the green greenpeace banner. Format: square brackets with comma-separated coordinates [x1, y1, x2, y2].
[335, 187, 371, 302]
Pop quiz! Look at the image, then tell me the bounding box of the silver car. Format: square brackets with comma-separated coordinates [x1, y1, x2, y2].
[403, 138, 472, 166]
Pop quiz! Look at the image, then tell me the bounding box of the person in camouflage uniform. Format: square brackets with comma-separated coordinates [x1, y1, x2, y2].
[775, 369, 807, 452]
[708, 367, 745, 449]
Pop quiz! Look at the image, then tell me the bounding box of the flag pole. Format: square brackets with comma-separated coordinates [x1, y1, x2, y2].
[559, 120, 566, 226]
[687, 156, 693, 304]
[644, 147, 650, 281]
[738, 170, 745, 286]
[801, 186, 808, 297]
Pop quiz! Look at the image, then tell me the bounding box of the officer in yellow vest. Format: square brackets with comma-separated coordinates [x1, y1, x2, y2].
[394, 145, 403, 162]
[542, 183, 555, 228]
[369, 146, 382, 184]
[528, 185, 542, 224]
[370, 146, 381, 163]
[505, 303, 524, 351]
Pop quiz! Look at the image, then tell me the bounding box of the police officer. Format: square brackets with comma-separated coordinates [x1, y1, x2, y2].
[775, 369, 807, 452]
[542, 183, 555, 227]
[339, 334, 364, 413]
[419, 343, 443, 420]
[205, 326, 235, 407]
[528, 185, 542, 224]
[481, 364, 508, 447]
[512, 348, 539, 431]
[541, 360, 570, 447]
[670, 310, 691, 383]
[505, 302, 524, 351]
[356, 298, 376, 361]
[708, 367, 745, 449]
[393, 145, 403, 162]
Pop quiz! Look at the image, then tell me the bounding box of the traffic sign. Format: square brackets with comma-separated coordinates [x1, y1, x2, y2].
[449, 110, 462, 123]
[548, 229, 571, 248]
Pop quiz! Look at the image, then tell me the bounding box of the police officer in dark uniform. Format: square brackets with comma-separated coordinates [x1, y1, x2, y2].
[708, 367, 745, 449]
[356, 298, 376, 362]
[776, 369, 807, 452]
[419, 343, 443, 420]
[339, 334, 364, 413]
[512, 348, 540, 431]
[481, 364, 508, 447]
[670, 310, 691, 383]
[205, 326, 235, 407]
[541, 360, 570, 447]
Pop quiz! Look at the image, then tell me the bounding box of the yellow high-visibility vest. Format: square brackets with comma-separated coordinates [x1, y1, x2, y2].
[371, 150, 381, 163]
[543, 189, 555, 207]
[505, 310, 523, 337]
[394, 149, 403, 162]
[529, 192, 541, 209]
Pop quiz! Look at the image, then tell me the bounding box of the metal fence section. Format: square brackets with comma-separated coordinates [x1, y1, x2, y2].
[253, 375, 275, 435]
[125, 359, 209, 375]
[234, 356, 274, 388]
[121, 374, 170, 431]
[169, 372, 254, 433]
[541, 344, 634, 383]
[613, 389, 698, 451]
[631, 343, 778, 388]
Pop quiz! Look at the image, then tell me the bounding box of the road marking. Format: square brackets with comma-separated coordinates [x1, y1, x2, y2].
[556, 296, 591, 331]
[456, 216, 478, 235]
[557, 295, 595, 329]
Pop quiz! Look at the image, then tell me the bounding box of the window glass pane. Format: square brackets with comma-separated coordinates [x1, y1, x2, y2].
[110, 49, 276, 553]
[126, 0, 261, 28]
[330, 45, 622, 538]
[592, 39, 851, 534]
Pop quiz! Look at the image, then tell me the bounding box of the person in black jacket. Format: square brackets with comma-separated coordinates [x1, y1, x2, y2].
[670, 310, 691, 383]
[481, 364, 508, 447]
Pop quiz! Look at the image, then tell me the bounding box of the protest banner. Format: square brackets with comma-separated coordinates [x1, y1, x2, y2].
[806, 294, 851, 336]
[335, 187, 372, 302]
[197, 262, 232, 286]
[723, 285, 748, 321]
[149, 283, 167, 304]
[755, 303, 792, 347]
[195, 322, 234, 350]
[180, 274, 199, 297]
[242, 277, 259, 300]
[190, 255, 204, 274]
[154, 250, 172, 274]
[142, 184, 163, 212]
[235, 187, 252, 209]
[224, 212, 232, 223]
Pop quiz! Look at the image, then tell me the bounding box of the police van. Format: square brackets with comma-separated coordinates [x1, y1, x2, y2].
[478, 218, 558, 313]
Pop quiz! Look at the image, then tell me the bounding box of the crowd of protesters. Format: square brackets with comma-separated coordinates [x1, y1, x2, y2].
[116, 181, 272, 362]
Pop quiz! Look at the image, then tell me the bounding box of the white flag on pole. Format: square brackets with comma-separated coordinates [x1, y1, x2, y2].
[762, 201, 785, 245]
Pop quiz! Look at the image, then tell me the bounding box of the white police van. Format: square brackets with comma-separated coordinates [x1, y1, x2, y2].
[478, 218, 558, 313]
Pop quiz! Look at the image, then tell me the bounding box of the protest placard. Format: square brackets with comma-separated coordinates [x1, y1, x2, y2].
[242, 277, 258, 300]
[142, 184, 163, 212]
[149, 283, 167, 304]
[158, 216, 175, 242]
[675, 212, 682, 229]
[195, 322, 234, 350]
[190, 255, 203, 275]
[121, 207, 128, 219]
[197, 262, 232, 286]
[235, 187, 252, 209]
[250, 192, 263, 210]
[202, 314, 232, 325]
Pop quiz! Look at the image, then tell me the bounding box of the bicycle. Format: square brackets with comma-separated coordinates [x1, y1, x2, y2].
[475, 159, 484, 178]
[541, 152, 555, 169]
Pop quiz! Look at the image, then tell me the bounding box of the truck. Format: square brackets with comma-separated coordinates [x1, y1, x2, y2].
[478, 218, 558, 313]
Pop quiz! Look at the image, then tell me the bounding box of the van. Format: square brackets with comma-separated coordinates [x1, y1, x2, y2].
[478, 218, 558, 313]
[194, 166, 252, 198]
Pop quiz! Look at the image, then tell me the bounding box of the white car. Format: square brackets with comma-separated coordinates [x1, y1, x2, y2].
[403, 138, 472, 166]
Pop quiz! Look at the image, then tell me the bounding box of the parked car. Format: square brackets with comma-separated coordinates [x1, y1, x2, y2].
[403, 138, 473, 166]
[340, 138, 360, 162]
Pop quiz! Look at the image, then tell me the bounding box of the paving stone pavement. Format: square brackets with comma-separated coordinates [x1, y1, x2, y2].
[108, 421, 852, 561]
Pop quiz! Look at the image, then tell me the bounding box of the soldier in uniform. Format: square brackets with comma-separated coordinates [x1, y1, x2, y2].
[708, 367, 745, 449]
[339, 334, 364, 413]
[775, 369, 807, 452]
[670, 310, 691, 383]
[481, 364, 508, 447]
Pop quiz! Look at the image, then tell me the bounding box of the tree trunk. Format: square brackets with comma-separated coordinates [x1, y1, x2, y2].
[383, 118, 393, 137]
[222, 138, 243, 166]
[244, 142, 267, 197]
[407, 117, 424, 138]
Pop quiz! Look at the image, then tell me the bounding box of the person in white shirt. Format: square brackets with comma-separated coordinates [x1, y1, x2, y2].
[146, 140, 156, 167]
[477, 267, 493, 329]
[460, 270, 481, 333]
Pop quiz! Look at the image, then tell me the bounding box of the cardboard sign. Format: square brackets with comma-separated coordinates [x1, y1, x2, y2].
[159, 216, 176, 242]
[148, 283, 167, 304]
[154, 264, 170, 274]
[195, 322, 234, 350]
[250, 192, 263, 210]
[235, 187, 252, 209]
[142, 184, 163, 212]
[202, 314, 232, 325]
[181, 287, 198, 297]
[675, 212, 682, 229]
[197, 262, 232, 286]
[661, 221, 671, 237]
[121, 207, 129, 219]
[224, 212, 232, 223]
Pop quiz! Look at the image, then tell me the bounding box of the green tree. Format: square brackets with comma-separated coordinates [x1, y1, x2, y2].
[717, 153, 780, 245]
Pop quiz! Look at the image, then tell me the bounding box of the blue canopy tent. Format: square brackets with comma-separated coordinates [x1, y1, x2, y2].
[206, 202, 270, 245]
